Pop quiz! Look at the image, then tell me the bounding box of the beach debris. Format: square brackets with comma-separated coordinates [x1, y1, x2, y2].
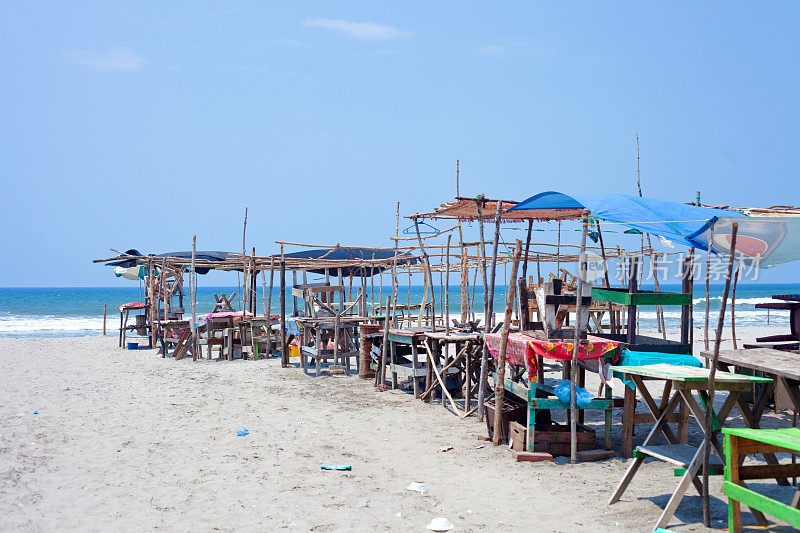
[477, 435, 491, 441]
[426, 517, 454, 531]
[439, 446, 453, 453]
[512, 451, 554, 463]
[236, 428, 249, 437]
[33, 411, 39, 415]
[475, 445, 484, 449]
[577, 449, 616, 462]
[320, 465, 351, 471]
[406, 481, 427, 493]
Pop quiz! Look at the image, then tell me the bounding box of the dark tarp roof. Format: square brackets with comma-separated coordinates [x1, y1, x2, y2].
[105, 249, 233, 275]
[278, 248, 416, 276]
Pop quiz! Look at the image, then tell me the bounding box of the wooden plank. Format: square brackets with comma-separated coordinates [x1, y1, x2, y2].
[739, 463, 800, 481]
[707, 348, 800, 381]
[722, 428, 800, 453]
[592, 287, 693, 306]
[612, 364, 773, 383]
[723, 482, 800, 529]
[634, 444, 722, 468]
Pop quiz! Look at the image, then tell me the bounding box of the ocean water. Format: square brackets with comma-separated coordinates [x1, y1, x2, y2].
[0, 283, 796, 337]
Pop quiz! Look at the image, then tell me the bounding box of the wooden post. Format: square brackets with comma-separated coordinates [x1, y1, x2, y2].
[280, 256, 288, 367]
[191, 236, 198, 361]
[595, 219, 616, 333]
[487, 201, 503, 330]
[378, 295, 392, 388]
[445, 234, 451, 335]
[704, 226, 715, 353]
[476, 198, 490, 421]
[521, 219, 533, 281]
[392, 202, 400, 325]
[517, 276, 530, 331]
[570, 212, 589, 464]
[731, 262, 740, 350]
[460, 244, 468, 323]
[703, 222, 738, 526]
[626, 257, 639, 345]
[103, 304, 107, 335]
[413, 219, 436, 330]
[680, 252, 694, 349]
[267, 258, 274, 356]
[493, 240, 522, 446]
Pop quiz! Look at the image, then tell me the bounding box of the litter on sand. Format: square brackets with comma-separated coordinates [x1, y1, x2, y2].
[406, 481, 428, 493]
[426, 516, 454, 531]
[320, 465, 351, 471]
[236, 428, 249, 437]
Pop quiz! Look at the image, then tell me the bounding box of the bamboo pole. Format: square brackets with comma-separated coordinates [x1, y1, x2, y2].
[191, 236, 198, 361]
[414, 219, 436, 330]
[267, 257, 275, 356]
[702, 222, 738, 526]
[460, 244, 468, 323]
[570, 212, 589, 464]
[492, 240, 522, 446]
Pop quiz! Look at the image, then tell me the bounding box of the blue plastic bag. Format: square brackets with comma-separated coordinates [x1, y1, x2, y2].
[552, 380, 594, 408]
[236, 428, 249, 437]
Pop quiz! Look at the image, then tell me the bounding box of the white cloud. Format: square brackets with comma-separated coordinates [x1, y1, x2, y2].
[302, 18, 411, 41]
[64, 47, 148, 72]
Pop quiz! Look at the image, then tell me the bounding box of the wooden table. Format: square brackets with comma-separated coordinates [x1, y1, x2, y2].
[723, 427, 800, 532]
[486, 333, 622, 452]
[384, 327, 432, 396]
[705, 347, 800, 486]
[295, 315, 368, 376]
[608, 363, 773, 530]
[421, 332, 483, 415]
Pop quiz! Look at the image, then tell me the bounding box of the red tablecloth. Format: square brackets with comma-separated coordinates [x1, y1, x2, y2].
[485, 333, 620, 376]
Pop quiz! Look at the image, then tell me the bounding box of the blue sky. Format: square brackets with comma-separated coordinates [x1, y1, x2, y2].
[1, 1, 798, 287]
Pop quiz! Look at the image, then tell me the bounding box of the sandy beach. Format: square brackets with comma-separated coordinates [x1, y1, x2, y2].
[1, 328, 797, 532]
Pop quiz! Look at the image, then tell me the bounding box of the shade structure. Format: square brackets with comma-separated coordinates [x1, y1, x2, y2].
[695, 216, 800, 268]
[508, 191, 745, 249]
[105, 249, 234, 274]
[278, 247, 416, 276]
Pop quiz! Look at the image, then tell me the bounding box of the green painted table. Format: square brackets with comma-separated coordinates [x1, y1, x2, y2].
[608, 363, 773, 530]
[723, 427, 800, 532]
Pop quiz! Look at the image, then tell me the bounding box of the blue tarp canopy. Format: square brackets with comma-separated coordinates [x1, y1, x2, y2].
[508, 191, 745, 250]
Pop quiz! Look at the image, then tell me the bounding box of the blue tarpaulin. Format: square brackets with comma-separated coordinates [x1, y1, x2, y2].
[508, 191, 745, 250]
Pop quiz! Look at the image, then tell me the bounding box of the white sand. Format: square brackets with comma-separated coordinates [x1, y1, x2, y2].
[1, 329, 797, 532]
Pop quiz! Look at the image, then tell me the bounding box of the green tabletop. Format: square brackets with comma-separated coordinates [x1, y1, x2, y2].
[609, 363, 774, 383]
[722, 427, 800, 453]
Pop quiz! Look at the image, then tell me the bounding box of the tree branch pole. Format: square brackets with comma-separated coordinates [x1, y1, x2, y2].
[191, 235, 198, 361]
[478, 200, 504, 417]
[477, 198, 490, 421]
[414, 219, 436, 330]
[521, 219, 534, 282]
[595, 220, 616, 332]
[704, 226, 715, 356]
[493, 240, 523, 446]
[702, 222, 738, 526]
[392, 202, 400, 324]
[267, 257, 275, 356]
[570, 211, 589, 464]
[280, 245, 288, 367]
